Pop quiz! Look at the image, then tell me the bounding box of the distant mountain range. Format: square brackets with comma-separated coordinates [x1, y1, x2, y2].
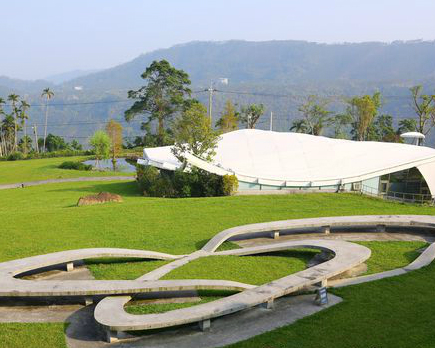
[1, 40, 435, 142]
[44, 69, 101, 85]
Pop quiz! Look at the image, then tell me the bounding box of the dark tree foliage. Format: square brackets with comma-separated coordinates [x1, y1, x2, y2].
[125, 60, 192, 146]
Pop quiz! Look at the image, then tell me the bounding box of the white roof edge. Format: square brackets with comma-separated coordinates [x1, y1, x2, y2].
[184, 152, 435, 187]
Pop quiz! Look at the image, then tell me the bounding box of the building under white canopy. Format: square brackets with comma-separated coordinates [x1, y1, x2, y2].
[138, 129, 435, 198]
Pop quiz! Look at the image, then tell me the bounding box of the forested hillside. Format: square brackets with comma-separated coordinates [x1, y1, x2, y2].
[1, 40, 435, 142]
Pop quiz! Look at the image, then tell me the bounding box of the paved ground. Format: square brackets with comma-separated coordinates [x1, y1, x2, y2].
[235, 230, 435, 248]
[63, 294, 342, 348]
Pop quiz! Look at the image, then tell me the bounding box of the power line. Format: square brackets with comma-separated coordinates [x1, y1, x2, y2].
[1, 90, 207, 107]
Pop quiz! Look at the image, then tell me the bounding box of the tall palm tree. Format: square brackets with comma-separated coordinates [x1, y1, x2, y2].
[7, 94, 19, 151]
[19, 100, 30, 154]
[0, 98, 5, 157]
[42, 88, 54, 152]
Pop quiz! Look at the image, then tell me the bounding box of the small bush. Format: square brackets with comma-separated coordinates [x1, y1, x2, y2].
[7, 152, 24, 161]
[58, 161, 92, 171]
[222, 174, 239, 196]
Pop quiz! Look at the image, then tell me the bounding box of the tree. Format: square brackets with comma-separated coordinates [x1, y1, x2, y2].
[18, 136, 32, 153]
[239, 103, 265, 129]
[89, 130, 110, 168]
[346, 92, 381, 141]
[18, 100, 30, 155]
[215, 100, 239, 133]
[291, 96, 333, 135]
[171, 102, 220, 163]
[106, 120, 123, 171]
[1, 114, 15, 156]
[44, 134, 68, 152]
[330, 113, 352, 139]
[397, 118, 417, 134]
[7, 94, 19, 151]
[0, 98, 5, 157]
[42, 87, 54, 152]
[125, 60, 191, 146]
[367, 114, 398, 142]
[410, 85, 435, 136]
[70, 140, 83, 151]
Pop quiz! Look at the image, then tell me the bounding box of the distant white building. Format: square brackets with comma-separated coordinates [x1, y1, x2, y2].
[138, 129, 435, 201]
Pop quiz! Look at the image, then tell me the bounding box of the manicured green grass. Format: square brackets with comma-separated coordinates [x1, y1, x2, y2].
[1, 178, 435, 347]
[86, 258, 169, 280]
[161, 250, 317, 285]
[86, 242, 426, 281]
[0, 156, 133, 185]
[1, 180, 434, 263]
[0, 323, 67, 348]
[125, 293, 224, 315]
[227, 262, 435, 348]
[357, 241, 428, 274]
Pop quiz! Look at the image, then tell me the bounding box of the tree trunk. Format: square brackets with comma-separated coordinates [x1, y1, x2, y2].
[158, 115, 164, 146]
[43, 99, 49, 152]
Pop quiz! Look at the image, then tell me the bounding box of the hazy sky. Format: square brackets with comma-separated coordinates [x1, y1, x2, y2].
[3, 0, 435, 80]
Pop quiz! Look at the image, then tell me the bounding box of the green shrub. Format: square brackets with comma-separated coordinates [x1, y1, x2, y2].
[58, 161, 92, 171]
[7, 152, 24, 161]
[136, 165, 235, 198]
[1, 149, 92, 161]
[222, 174, 239, 196]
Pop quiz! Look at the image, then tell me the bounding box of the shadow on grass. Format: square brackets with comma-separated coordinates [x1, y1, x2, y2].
[404, 244, 429, 263]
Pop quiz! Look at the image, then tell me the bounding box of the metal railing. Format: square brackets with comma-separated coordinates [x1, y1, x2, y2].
[360, 184, 434, 205]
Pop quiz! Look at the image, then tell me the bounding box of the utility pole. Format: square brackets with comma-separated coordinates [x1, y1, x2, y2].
[270, 111, 273, 131]
[208, 81, 214, 123]
[32, 124, 39, 153]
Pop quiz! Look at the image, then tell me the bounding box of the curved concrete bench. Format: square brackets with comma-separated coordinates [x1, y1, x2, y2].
[0, 248, 183, 297]
[3, 215, 435, 343]
[202, 215, 435, 252]
[94, 239, 370, 333]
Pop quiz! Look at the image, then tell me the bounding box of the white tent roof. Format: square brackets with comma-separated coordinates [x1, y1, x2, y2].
[400, 132, 425, 139]
[140, 129, 435, 194]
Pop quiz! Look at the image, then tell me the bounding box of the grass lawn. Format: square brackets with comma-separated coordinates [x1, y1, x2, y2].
[357, 241, 428, 274]
[1, 178, 435, 347]
[228, 261, 435, 348]
[0, 323, 67, 348]
[0, 156, 133, 185]
[1, 180, 434, 263]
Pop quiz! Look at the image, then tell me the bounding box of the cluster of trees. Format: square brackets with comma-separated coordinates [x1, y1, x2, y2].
[290, 88, 435, 142]
[215, 101, 265, 133]
[0, 88, 77, 158]
[124, 60, 268, 159]
[126, 60, 435, 161]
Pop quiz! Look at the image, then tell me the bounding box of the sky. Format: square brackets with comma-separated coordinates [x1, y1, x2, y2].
[2, 0, 435, 80]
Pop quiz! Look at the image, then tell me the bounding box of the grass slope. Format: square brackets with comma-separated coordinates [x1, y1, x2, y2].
[227, 262, 435, 348]
[357, 241, 428, 274]
[1, 179, 435, 347]
[0, 180, 434, 262]
[0, 156, 133, 185]
[0, 323, 67, 348]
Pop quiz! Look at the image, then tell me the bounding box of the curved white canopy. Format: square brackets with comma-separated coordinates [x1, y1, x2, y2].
[140, 129, 435, 194]
[400, 132, 425, 139]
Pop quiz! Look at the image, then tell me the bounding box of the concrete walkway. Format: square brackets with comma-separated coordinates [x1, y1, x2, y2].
[68, 294, 343, 348]
[0, 175, 135, 190]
